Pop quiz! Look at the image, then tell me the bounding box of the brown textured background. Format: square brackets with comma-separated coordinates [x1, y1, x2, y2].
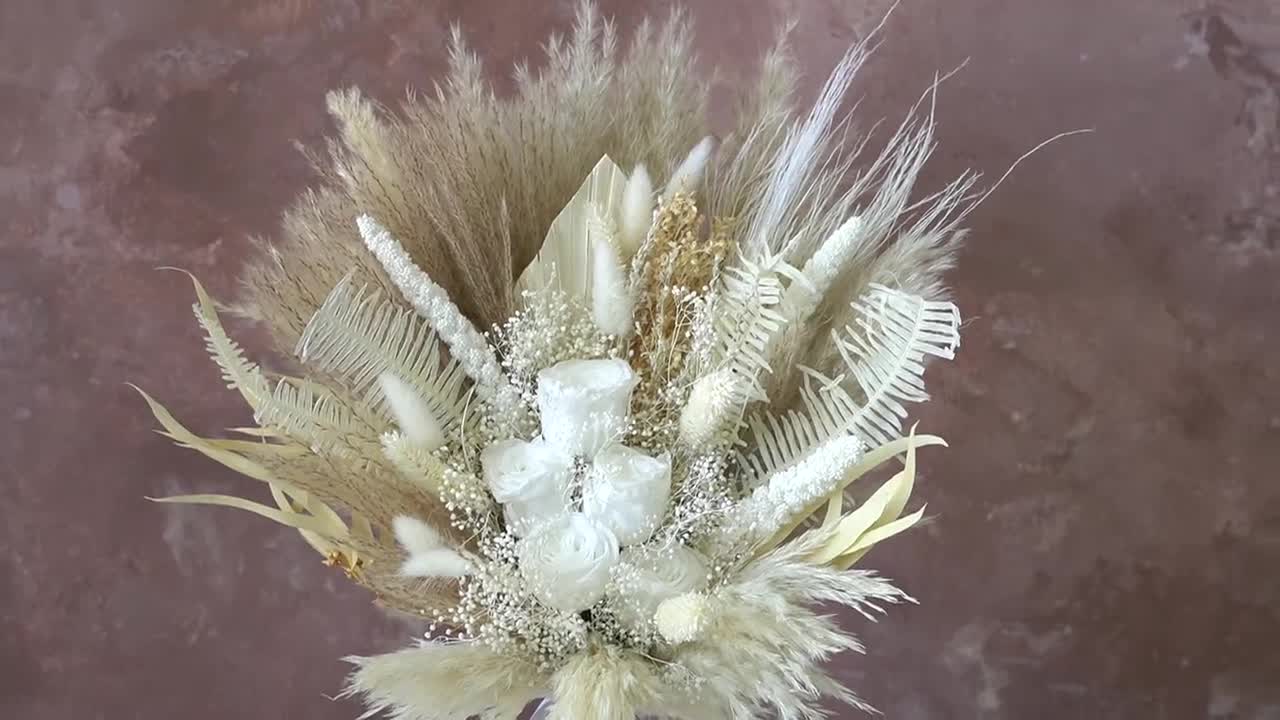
[3, 1, 1279, 718]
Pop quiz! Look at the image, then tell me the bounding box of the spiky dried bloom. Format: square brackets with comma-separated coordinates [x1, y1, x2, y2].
[138, 2, 982, 717]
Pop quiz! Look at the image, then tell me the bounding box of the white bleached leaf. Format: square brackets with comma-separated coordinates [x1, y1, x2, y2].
[297, 277, 470, 433]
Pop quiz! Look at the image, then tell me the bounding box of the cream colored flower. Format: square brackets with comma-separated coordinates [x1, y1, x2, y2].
[481, 438, 573, 536]
[654, 592, 711, 644]
[520, 512, 620, 613]
[536, 358, 637, 458]
[581, 445, 671, 546]
[615, 545, 708, 628]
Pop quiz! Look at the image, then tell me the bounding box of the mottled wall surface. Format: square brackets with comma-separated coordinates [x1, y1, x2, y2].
[2, 1, 1278, 718]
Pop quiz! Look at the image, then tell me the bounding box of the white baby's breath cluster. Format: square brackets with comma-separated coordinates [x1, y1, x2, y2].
[143, 6, 976, 718]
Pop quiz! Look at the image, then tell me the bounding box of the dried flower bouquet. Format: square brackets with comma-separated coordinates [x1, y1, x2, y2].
[139, 4, 976, 718]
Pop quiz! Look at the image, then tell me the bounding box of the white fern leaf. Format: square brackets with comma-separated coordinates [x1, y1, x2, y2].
[741, 284, 959, 479]
[172, 273, 382, 463]
[709, 257, 789, 401]
[832, 283, 959, 446]
[516, 154, 628, 304]
[297, 278, 470, 433]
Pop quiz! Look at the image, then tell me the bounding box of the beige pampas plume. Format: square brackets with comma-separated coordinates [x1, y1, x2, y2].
[661, 135, 715, 202]
[618, 165, 653, 256]
[378, 372, 445, 451]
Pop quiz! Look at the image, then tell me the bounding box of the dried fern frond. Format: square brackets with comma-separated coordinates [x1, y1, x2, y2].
[296, 278, 470, 433]
[254, 376, 384, 460]
[742, 284, 958, 478]
[176, 269, 272, 409]
[826, 284, 960, 445]
[707, 257, 789, 402]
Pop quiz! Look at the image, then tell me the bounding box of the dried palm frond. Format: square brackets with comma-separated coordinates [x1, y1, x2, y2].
[743, 284, 959, 479]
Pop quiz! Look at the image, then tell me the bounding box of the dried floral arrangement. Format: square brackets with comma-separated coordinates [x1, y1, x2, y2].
[138, 4, 978, 718]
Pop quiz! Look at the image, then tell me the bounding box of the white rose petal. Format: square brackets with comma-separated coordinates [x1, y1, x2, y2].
[582, 444, 672, 546]
[519, 513, 620, 613]
[481, 438, 572, 536]
[615, 544, 709, 629]
[536, 358, 638, 458]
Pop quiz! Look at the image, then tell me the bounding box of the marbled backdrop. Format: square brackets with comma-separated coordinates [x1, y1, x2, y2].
[2, 1, 1278, 718]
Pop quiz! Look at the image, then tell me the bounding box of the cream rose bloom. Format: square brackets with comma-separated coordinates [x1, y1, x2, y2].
[519, 512, 620, 613]
[581, 445, 671, 546]
[536, 358, 637, 458]
[615, 544, 709, 628]
[481, 438, 572, 536]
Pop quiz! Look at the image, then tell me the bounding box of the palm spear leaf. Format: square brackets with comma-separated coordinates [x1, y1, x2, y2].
[516, 154, 628, 303]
